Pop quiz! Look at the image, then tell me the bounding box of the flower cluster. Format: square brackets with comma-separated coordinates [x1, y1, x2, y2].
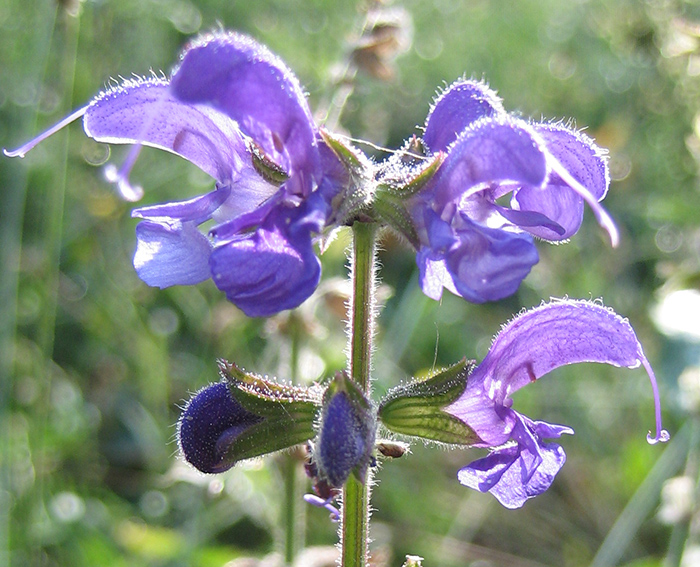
[7, 33, 618, 316]
[6, 31, 669, 509]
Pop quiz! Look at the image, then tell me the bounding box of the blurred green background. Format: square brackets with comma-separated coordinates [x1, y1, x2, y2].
[2, 0, 700, 565]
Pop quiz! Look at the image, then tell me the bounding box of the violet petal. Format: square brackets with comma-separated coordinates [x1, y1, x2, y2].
[430, 117, 547, 210]
[445, 216, 539, 303]
[171, 32, 317, 179]
[458, 412, 568, 509]
[424, 80, 505, 152]
[446, 299, 669, 446]
[132, 185, 230, 224]
[84, 79, 247, 183]
[512, 122, 610, 241]
[210, 215, 321, 317]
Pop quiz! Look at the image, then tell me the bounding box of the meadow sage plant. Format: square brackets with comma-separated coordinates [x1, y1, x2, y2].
[6, 29, 669, 566]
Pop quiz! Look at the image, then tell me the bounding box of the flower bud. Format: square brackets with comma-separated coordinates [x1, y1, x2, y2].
[377, 358, 480, 445]
[316, 372, 377, 487]
[178, 360, 322, 474]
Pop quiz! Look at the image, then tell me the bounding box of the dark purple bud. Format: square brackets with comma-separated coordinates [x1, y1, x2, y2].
[178, 382, 263, 474]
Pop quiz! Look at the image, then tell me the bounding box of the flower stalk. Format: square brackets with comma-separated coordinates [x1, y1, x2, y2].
[341, 221, 377, 567]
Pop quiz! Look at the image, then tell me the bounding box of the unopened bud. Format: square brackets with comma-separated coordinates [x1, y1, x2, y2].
[177, 361, 322, 474]
[316, 372, 377, 487]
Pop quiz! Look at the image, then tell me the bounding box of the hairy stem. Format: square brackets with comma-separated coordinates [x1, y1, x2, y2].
[283, 314, 305, 565]
[341, 221, 377, 567]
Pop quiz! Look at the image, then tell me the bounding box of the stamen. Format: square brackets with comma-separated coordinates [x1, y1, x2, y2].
[546, 154, 620, 248]
[104, 143, 144, 202]
[3, 106, 88, 158]
[641, 356, 670, 445]
[303, 494, 340, 522]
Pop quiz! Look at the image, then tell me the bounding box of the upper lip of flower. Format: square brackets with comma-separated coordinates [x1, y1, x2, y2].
[445, 298, 669, 447]
[418, 79, 617, 247]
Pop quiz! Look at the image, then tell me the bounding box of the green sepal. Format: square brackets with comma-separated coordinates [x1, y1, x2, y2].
[372, 150, 444, 244]
[372, 192, 419, 247]
[217, 360, 322, 463]
[319, 129, 375, 223]
[319, 128, 368, 173]
[322, 369, 373, 414]
[219, 359, 322, 416]
[377, 149, 444, 200]
[378, 358, 481, 445]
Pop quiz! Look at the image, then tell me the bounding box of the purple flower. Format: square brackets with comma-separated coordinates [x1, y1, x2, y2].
[6, 32, 345, 317]
[404, 80, 617, 304]
[444, 299, 669, 508]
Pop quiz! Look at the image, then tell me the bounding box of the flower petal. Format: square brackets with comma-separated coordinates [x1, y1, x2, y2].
[210, 214, 321, 317]
[458, 412, 569, 508]
[132, 185, 230, 224]
[511, 122, 609, 240]
[84, 78, 247, 183]
[431, 117, 547, 210]
[536, 122, 609, 202]
[133, 220, 212, 287]
[445, 215, 539, 303]
[424, 80, 504, 153]
[171, 32, 317, 180]
[447, 299, 669, 445]
[417, 250, 457, 301]
[472, 300, 650, 401]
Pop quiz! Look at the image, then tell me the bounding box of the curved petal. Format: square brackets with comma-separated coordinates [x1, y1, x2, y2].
[210, 215, 321, 317]
[431, 117, 547, 210]
[133, 220, 212, 287]
[447, 299, 669, 444]
[178, 382, 263, 474]
[417, 250, 458, 301]
[473, 300, 649, 401]
[424, 80, 504, 153]
[84, 79, 247, 183]
[171, 31, 318, 181]
[536, 122, 609, 202]
[445, 216, 539, 303]
[511, 122, 609, 241]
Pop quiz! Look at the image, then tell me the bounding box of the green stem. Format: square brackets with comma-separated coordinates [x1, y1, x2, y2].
[348, 222, 375, 390]
[283, 453, 300, 565]
[283, 314, 305, 566]
[342, 221, 377, 567]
